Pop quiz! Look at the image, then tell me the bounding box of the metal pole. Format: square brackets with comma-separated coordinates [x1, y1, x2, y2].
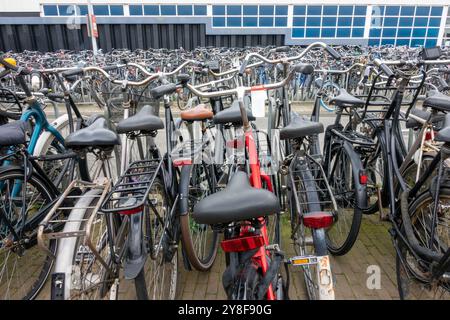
[87, 0, 98, 56]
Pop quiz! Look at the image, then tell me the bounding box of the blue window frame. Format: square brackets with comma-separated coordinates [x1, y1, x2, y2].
[227, 17, 241, 27]
[396, 38, 410, 46]
[160, 5, 176, 15]
[354, 6, 366, 15]
[243, 6, 258, 15]
[323, 6, 337, 15]
[399, 17, 413, 26]
[382, 28, 396, 37]
[321, 28, 335, 37]
[369, 28, 382, 37]
[381, 38, 395, 45]
[306, 28, 320, 38]
[415, 6, 430, 16]
[275, 17, 287, 27]
[352, 28, 364, 37]
[414, 18, 428, 27]
[292, 28, 305, 38]
[397, 28, 411, 37]
[93, 5, 109, 16]
[372, 6, 384, 16]
[243, 17, 258, 27]
[336, 28, 351, 37]
[276, 6, 288, 16]
[339, 6, 353, 16]
[109, 5, 123, 16]
[293, 6, 306, 15]
[129, 5, 143, 16]
[384, 17, 398, 27]
[308, 6, 322, 15]
[425, 38, 437, 47]
[227, 5, 241, 15]
[144, 5, 159, 15]
[400, 6, 415, 16]
[259, 6, 274, 16]
[259, 17, 273, 27]
[212, 17, 225, 27]
[76, 5, 88, 16]
[427, 28, 439, 37]
[353, 17, 365, 26]
[338, 17, 352, 27]
[293, 17, 305, 26]
[385, 6, 400, 16]
[428, 18, 441, 27]
[412, 28, 426, 37]
[430, 7, 442, 16]
[58, 5, 74, 16]
[307, 17, 321, 27]
[212, 5, 225, 15]
[177, 5, 192, 16]
[369, 38, 380, 46]
[322, 17, 336, 27]
[194, 5, 207, 16]
[43, 5, 58, 16]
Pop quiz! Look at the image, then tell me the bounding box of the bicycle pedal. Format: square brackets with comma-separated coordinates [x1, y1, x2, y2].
[289, 255, 318, 266]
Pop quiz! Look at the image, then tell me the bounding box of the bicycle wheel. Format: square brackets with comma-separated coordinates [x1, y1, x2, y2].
[0, 169, 56, 300]
[325, 142, 363, 255]
[135, 179, 178, 300]
[180, 164, 219, 271]
[396, 188, 450, 299]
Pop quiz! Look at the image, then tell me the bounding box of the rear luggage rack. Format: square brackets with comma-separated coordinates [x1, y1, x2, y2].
[100, 159, 162, 213]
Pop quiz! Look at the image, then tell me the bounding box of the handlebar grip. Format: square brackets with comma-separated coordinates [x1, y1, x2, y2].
[239, 59, 249, 76]
[47, 93, 65, 102]
[325, 46, 341, 60]
[294, 63, 314, 75]
[275, 46, 290, 53]
[379, 63, 394, 78]
[150, 83, 177, 99]
[62, 68, 84, 78]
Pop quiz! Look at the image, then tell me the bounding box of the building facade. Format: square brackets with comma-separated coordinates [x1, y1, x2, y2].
[1, 1, 449, 51]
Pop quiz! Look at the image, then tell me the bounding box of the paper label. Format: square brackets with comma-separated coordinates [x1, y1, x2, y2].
[250, 88, 267, 117]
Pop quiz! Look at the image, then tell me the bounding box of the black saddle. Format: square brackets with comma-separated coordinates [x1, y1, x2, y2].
[435, 113, 450, 143]
[423, 91, 450, 113]
[213, 101, 255, 125]
[330, 89, 365, 106]
[116, 105, 164, 134]
[0, 121, 28, 146]
[280, 113, 324, 140]
[65, 116, 120, 149]
[405, 108, 445, 129]
[193, 171, 280, 225]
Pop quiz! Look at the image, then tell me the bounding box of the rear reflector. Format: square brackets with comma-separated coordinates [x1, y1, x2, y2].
[303, 212, 334, 229]
[359, 170, 368, 185]
[118, 206, 143, 215]
[173, 158, 192, 167]
[221, 234, 265, 252]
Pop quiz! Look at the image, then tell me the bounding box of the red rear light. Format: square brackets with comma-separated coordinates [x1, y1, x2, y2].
[359, 170, 368, 185]
[221, 234, 265, 252]
[118, 206, 143, 215]
[303, 212, 334, 229]
[226, 139, 244, 149]
[173, 158, 192, 167]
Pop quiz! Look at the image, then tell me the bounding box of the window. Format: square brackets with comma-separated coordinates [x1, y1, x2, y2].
[293, 17, 305, 27]
[177, 5, 193, 16]
[322, 17, 336, 27]
[385, 6, 400, 16]
[425, 38, 437, 47]
[427, 28, 439, 37]
[400, 6, 415, 16]
[414, 18, 428, 27]
[382, 28, 396, 37]
[352, 28, 364, 37]
[259, 17, 273, 27]
[292, 28, 305, 38]
[276, 6, 288, 16]
[381, 38, 395, 45]
[43, 5, 58, 16]
[194, 5, 207, 16]
[336, 28, 351, 37]
[308, 6, 322, 16]
[306, 28, 320, 38]
[412, 28, 427, 37]
[321, 28, 335, 37]
[399, 17, 413, 26]
[243, 17, 258, 27]
[213, 5, 225, 15]
[259, 6, 274, 16]
[243, 6, 258, 15]
[323, 6, 337, 16]
[353, 17, 365, 27]
[396, 39, 410, 46]
[428, 18, 441, 27]
[384, 17, 398, 27]
[337, 17, 352, 27]
[58, 5, 74, 16]
[160, 5, 176, 16]
[430, 7, 442, 16]
[93, 5, 109, 16]
[109, 5, 123, 16]
[213, 17, 225, 27]
[372, 6, 385, 16]
[410, 38, 424, 47]
[369, 28, 382, 37]
[130, 5, 143, 16]
[76, 5, 88, 16]
[144, 5, 159, 15]
[275, 17, 287, 27]
[227, 5, 241, 16]
[397, 28, 412, 37]
[415, 7, 430, 16]
[354, 6, 366, 15]
[339, 6, 353, 16]
[307, 17, 321, 27]
[293, 6, 306, 15]
[227, 17, 241, 27]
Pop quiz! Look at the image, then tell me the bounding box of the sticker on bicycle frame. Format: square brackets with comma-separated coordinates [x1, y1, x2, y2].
[317, 255, 335, 300]
[290, 256, 318, 266]
[250, 87, 267, 117]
